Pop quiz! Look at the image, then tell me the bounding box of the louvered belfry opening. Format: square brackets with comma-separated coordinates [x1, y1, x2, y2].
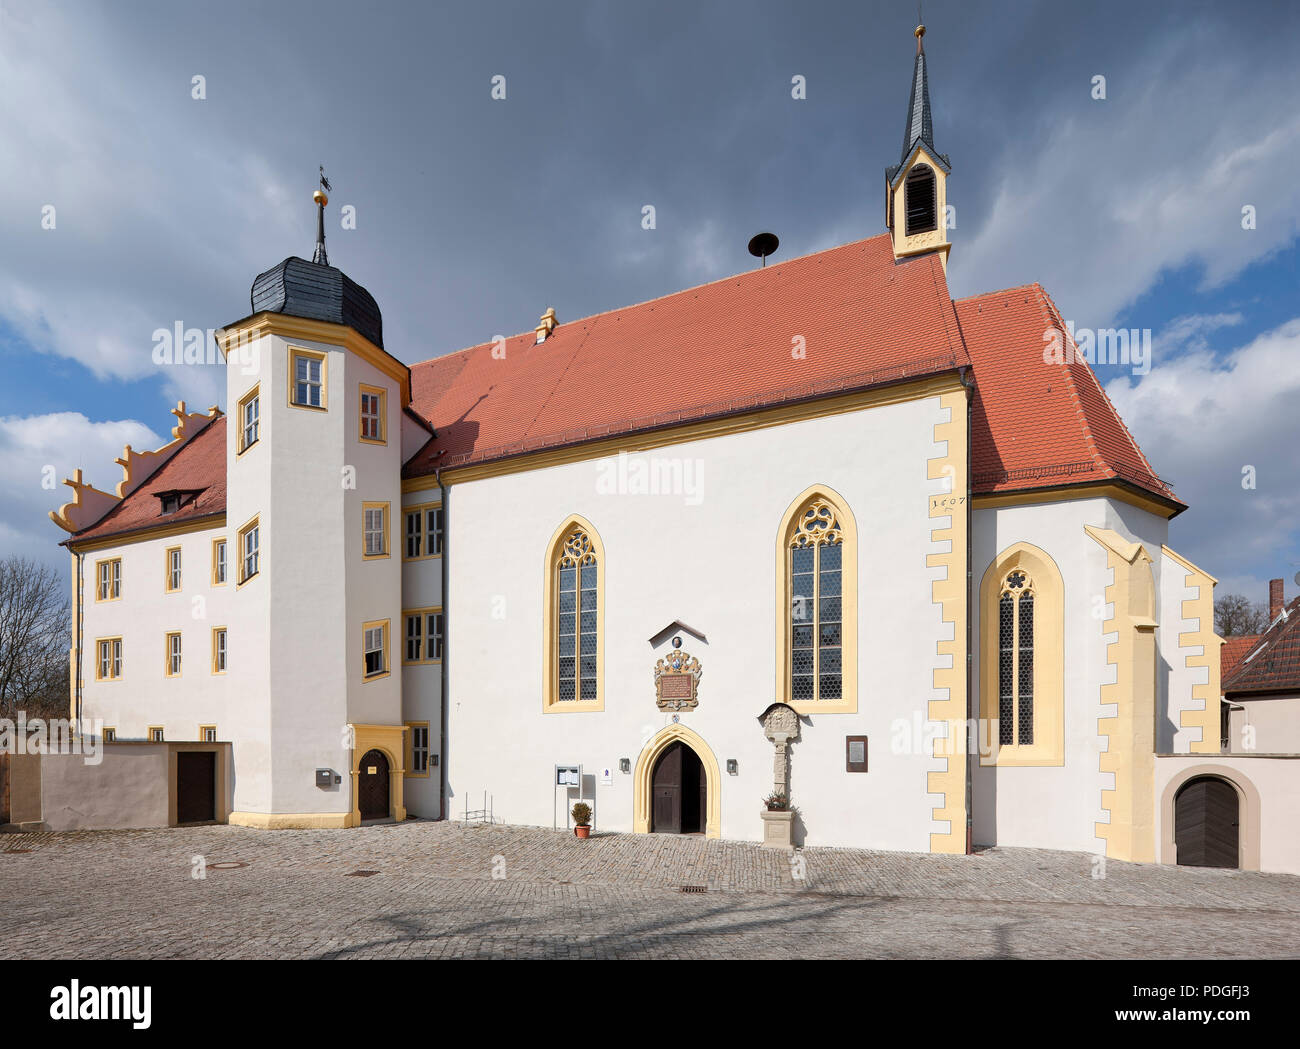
[905, 164, 937, 236]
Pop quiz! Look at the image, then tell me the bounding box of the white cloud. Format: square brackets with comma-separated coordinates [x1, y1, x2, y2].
[0, 412, 162, 572]
[1107, 318, 1300, 579]
[950, 33, 1300, 323]
[0, 2, 296, 400]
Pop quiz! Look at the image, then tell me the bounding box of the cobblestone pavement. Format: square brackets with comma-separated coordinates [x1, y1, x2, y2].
[2, 821, 1297, 959]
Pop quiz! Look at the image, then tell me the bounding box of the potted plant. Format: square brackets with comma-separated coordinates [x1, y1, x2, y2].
[572, 802, 592, 838]
[760, 792, 795, 849]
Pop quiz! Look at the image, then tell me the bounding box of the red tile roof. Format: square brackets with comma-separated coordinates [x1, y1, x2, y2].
[1222, 598, 1300, 696]
[405, 235, 968, 475]
[956, 284, 1180, 506]
[1221, 635, 1262, 679]
[70, 417, 226, 544]
[68, 235, 1184, 543]
[403, 238, 1181, 512]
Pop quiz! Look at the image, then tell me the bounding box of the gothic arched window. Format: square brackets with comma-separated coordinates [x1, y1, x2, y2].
[905, 163, 937, 236]
[778, 487, 858, 713]
[543, 516, 605, 711]
[980, 544, 1064, 766]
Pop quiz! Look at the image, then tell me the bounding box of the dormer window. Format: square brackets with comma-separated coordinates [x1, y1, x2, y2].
[904, 164, 937, 236]
[156, 490, 201, 516]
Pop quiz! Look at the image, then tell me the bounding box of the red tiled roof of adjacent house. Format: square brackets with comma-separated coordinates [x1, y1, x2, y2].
[405, 235, 969, 476]
[70, 417, 227, 544]
[1222, 598, 1300, 696]
[403, 237, 1181, 512]
[1222, 634, 1262, 679]
[955, 284, 1181, 507]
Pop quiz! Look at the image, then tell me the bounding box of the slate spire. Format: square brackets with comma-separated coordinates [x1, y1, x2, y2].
[900, 24, 935, 166]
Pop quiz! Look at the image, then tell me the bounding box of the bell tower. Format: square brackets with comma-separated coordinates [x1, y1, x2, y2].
[885, 23, 951, 269]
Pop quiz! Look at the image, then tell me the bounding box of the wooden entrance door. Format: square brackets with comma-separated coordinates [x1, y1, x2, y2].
[358, 749, 390, 820]
[652, 742, 682, 833]
[651, 741, 705, 834]
[176, 751, 216, 824]
[1175, 776, 1239, 868]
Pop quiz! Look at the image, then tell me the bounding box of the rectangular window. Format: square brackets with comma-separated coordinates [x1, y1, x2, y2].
[404, 613, 422, 664]
[103, 727, 116, 742]
[166, 547, 182, 592]
[166, 632, 182, 677]
[148, 726, 165, 743]
[402, 503, 443, 560]
[213, 539, 227, 585]
[238, 385, 260, 452]
[407, 722, 430, 777]
[96, 558, 122, 601]
[359, 385, 386, 443]
[96, 638, 123, 681]
[363, 621, 389, 679]
[239, 518, 260, 583]
[427, 506, 444, 557]
[290, 348, 326, 408]
[402, 608, 444, 664]
[363, 503, 389, 558]
[212, 627, 227, 674]
[200, 725, 218, 743]
[427, 609, 444, 662]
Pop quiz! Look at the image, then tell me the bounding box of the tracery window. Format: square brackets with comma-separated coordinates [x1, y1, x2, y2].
[979, 544, 1063, 766]
[998, 569, 1034, 746]
[544, 517, 604, 711]
[778, 488, 856, 713]
[556, 528, 598, 702]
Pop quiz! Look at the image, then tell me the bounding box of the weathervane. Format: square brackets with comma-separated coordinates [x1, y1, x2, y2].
[312, 166, 331, 265]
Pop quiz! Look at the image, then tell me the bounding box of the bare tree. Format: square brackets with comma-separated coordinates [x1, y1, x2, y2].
[0, 556, 69, 720]
[1215, 593, 1269, 637]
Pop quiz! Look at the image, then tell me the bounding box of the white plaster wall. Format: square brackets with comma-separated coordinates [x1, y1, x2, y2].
[970, 496, 1170, 855]
[78, 527, 231, 740]
[40, 746, 170, 830]
[446, 395, 955, 850]
[1227, 695, 1300, 754]
[1158, 555, 1211, 753]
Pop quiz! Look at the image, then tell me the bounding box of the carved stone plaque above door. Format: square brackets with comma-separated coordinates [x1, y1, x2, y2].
[654, 650, 702, 711]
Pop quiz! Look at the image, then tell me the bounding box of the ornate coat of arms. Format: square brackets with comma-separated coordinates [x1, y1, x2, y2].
[654, 650, 702, 711]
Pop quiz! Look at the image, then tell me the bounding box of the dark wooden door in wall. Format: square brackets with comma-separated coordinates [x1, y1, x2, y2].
[176, 751, 216, 824]
[1174, 776, 1239, 868]
[358, 749, 390, 820]
[651, 741, 704, 834]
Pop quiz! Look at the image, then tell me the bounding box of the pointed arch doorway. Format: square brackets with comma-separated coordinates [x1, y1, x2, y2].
[634, 724, 721, 838]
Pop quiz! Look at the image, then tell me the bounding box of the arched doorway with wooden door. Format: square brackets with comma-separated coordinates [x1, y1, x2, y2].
[651, 740, 706, 834]
[634, 724, 721, 838]
[358, 749, 391, 822]
[1174, 775, 1239, 868]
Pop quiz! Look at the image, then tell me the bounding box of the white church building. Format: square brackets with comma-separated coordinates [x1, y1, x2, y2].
[43, 26, 1300, 873]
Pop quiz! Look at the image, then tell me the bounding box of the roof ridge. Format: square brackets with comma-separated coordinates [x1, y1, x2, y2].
[411, 234, 893, 368]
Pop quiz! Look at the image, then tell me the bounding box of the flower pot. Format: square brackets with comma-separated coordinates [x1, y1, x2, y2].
[574, 824, 591, 839]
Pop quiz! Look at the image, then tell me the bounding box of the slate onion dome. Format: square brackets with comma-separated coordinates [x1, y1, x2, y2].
[249, 180, 384, 350]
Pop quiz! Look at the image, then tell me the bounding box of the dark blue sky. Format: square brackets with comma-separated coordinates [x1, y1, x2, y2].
[2, 0, 1298, 601]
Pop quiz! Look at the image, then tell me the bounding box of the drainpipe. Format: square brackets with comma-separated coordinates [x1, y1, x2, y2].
[74, 551, 84, 727]
[435, 462, 448, 822]
[960, 366, 975, 855]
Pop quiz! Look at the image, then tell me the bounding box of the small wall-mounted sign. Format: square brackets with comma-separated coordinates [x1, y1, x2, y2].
[600, 767, 612, 785]
[845, 736, 868, 773]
